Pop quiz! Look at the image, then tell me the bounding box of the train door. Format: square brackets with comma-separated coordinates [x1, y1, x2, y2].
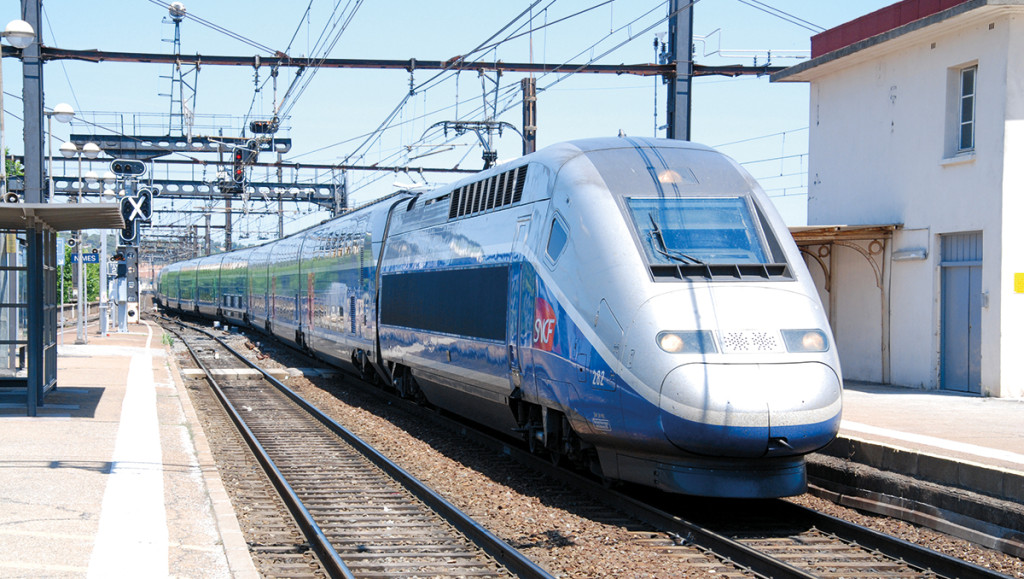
[270, 275, 277, 323]
[509, 218, 533, 393]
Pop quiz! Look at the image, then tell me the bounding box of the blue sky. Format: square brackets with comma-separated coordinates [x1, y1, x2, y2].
[2, 1, 894, 240]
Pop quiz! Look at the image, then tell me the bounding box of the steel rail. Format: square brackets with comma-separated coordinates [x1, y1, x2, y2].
[328, 366, 1010, 579]
[164, 316, 1005, 578]
[772, 501, 1010, 579]
[189, 322, 554, 579]
[165, 322, 354, 579]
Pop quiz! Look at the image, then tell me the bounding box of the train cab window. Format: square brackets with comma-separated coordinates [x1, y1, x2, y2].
[546, 216, 569, 263]
[628, 197, 776, 267]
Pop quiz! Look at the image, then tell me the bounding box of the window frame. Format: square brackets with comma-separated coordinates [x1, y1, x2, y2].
[958, 65, 977, 152]
[544, 213, 569, 267]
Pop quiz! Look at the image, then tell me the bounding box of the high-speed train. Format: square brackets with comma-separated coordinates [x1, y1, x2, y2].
[156, 137, 842, 498]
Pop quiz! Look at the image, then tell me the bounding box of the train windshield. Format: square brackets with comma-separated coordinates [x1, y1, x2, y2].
[627, 197, 770, 265]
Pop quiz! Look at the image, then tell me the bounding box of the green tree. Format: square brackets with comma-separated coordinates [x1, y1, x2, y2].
[58, 243, 100, 303]
[4, 147, 24, 180]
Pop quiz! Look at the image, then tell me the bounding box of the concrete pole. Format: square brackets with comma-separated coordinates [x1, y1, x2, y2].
[521, 78, 537, 155]
[75, 156, 87, 345]
[21, 0, 44, 203]
[98, 231, 107, 335]
[666, 0, 693, 141]
[1, 49, 7, 199]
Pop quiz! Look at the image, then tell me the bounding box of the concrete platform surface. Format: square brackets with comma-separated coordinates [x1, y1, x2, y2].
[839, 382, 1024, 471]
[829, 381, 1024, 502]
[0, 320, 256, 578]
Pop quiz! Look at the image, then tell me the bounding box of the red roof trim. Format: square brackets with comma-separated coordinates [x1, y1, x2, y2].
[811, 0, 972, 58]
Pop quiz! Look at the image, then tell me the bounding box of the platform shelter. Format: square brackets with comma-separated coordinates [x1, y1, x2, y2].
[0, 203, 123, 415]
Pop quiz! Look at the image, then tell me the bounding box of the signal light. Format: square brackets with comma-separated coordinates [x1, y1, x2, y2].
[110, 159, 147, 176]
[249, 119, 279, 134]
[232, 147, 245, 183]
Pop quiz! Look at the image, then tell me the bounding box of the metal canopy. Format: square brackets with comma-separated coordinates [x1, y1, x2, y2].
[0, 203, 125, 232]
[790, 224, 898, 244]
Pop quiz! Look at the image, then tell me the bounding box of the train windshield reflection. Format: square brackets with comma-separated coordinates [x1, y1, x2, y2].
[627, 197, 770, 265]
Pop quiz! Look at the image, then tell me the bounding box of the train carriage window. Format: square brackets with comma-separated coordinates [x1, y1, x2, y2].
[545, 215, 569, 264]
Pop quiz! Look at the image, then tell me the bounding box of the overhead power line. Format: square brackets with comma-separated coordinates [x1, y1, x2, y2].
[147, 0, 281, 55]
[735, 0, 824, 33]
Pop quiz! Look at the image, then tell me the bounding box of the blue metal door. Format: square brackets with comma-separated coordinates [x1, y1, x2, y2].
[940, 233, 982, 393]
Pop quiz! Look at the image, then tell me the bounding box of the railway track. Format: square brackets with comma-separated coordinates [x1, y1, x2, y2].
[163, 317, 551, 579]
[164, 315, 1014, 578]
[400, 401, 1011, 578]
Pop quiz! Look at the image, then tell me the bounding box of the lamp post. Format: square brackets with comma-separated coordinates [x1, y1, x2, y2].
[0, 19, 35, 199]
[59, 141, 102, 344]
[44, 104, 75, 202]
[1, 21, 35, 373]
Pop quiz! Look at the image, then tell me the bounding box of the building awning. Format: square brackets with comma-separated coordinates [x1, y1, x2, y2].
[790, 224, 898, 245]
[0, 203, 125, 232]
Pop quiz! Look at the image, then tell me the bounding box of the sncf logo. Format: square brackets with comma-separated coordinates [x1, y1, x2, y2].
[533, 298, 556, 352]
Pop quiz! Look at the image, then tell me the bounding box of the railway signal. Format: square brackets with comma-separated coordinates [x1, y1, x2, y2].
[110, 158, 147, 177]
[232, 147, 245, 183]
[118, 197, 137, 243]
[249, 119, 278, 134]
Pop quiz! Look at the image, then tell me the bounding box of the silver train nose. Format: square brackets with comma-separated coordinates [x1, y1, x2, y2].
[659, 362, 842, 457]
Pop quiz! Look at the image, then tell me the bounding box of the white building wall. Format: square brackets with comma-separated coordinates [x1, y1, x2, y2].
[804, 12, 1016, 395]
[832, 244, 884, 383]
[998, 16, 1024, 398]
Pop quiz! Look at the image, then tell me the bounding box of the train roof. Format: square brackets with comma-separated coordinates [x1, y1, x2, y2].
[163, 138, 722, 269]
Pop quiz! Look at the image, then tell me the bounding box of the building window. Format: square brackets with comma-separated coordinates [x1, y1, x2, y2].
[958, 65, 977, 151]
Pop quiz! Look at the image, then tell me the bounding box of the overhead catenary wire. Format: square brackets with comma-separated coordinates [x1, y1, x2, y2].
[147, 0, 281, 56]
[734, 0, 824, 33]
[275, 0, 367, 120]
[530, 1, 687, 97]
[339, 0, 546, 168]
[41, 7, 83, 116]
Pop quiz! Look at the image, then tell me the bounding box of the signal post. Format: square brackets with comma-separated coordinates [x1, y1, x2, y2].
[111, 159, 152, 330]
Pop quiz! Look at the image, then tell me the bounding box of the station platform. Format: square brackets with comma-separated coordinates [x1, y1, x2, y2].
[811, 381, 1024, 557]
[830, 381, 1024, 498]
[2, 321, 1023, 575]
[0, 320, 256, 578]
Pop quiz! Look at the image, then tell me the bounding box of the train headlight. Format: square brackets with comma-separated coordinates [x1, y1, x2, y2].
[656, 331, 717, 354]
[781, 329, 829, 353]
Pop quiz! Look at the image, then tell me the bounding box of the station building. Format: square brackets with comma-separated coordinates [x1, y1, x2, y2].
[774, 0, 1024, 398]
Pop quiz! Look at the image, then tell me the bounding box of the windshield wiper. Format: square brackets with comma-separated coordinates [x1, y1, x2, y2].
[648, 213, 706, 266]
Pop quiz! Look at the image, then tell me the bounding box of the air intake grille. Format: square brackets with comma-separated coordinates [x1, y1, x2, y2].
[449, 165, 528, 219]
[720, 330, 784, 354]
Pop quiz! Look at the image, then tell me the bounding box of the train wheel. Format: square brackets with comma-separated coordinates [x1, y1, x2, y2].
[549, 447, 565, 467]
